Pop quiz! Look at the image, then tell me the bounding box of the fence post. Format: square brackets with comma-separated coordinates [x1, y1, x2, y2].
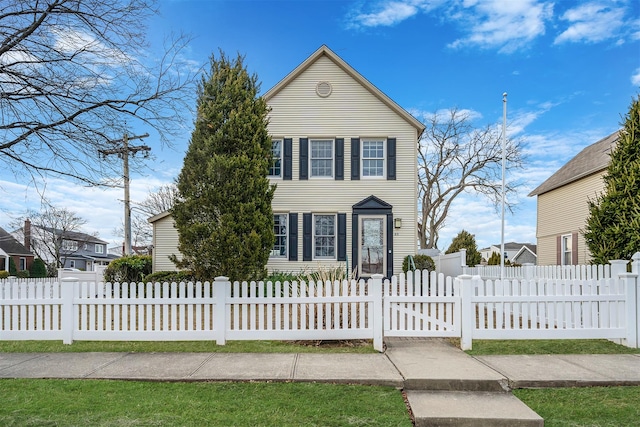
[619, 271, 639, 348]
[61, 277, 77, 345]
[610, 260, 628, 277]
[214, 276, 230, 345]
[458, 274, 474, 350]
[631, 252, 640, 275]
[371, 274, 384, 352]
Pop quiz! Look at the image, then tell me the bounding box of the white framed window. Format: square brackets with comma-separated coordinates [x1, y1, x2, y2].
[95, 244, 104, 254]
[19, 257, 26, 270]
[269, 139, 282, 177]
[310, 139, 333, 178]
[361, 139, 385, 177]
[69, 260, 76, 268]
[561, 234, 572, 265]
[271, 214, 287, 258]
[62, 240, 78, 252]
[314, 214, 336, 259]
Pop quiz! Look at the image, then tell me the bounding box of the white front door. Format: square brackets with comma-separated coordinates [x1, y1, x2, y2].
[359, 216, 386, 276]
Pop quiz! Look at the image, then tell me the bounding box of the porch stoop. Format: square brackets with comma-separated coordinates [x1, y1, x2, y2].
[384, 338, 544, 426]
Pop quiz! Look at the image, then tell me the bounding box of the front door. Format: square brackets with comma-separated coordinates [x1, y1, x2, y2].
[359, 216, 386, 276]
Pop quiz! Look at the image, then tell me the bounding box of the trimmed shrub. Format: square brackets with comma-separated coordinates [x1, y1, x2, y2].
[0, 271, 9, 279]
[16, 270, 30, 278]
[402, 255, 435, 273]
[30, 258, 48, 278]
[104, 255, 152, 283]
[142, 270, 196, 284]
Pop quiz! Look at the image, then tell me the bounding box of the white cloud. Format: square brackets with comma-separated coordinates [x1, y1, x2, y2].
[554, 2, 626, 44]
[0, 174, 174, 247]
[447, 0, 554, 53]
[346, 0, 446, 29]
[632, 68, 640, 86]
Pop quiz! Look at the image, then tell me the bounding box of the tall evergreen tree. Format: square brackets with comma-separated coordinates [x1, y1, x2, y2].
[445, 230, 482, 266]
[584, 95, 640, 264]
[171, 52, 275, 281]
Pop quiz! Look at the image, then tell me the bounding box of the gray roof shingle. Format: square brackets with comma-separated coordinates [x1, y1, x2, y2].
[528, 131, 619, 197]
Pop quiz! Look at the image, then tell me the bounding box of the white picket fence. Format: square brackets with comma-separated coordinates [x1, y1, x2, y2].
[1, 255, 639, 351]
[463, 262, 614, 280]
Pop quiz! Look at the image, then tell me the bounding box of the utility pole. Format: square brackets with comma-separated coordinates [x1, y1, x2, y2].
[99, 132, 150, 255]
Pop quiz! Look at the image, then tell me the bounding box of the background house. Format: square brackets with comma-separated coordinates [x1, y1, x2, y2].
[528, 131, 618, 265]
[479, 242, 537, 265]
[0, 226, 34, 273]
[15, 220, 118, 271]
[151, 45, 425, 278]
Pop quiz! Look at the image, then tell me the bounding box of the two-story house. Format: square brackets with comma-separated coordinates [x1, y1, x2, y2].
[528, 131, 618, 265]
[150, 45, 425, 277]
[15, 220, 118, 271]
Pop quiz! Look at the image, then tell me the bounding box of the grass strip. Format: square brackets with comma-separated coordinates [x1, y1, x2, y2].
[514, 386, 640, 427]
[0, 379, 411, 427]
[463, 339, 640, 356]
[0, 339, 375, 354]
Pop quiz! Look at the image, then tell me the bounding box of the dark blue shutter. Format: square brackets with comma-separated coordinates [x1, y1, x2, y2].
[351, 213, 359, 274]
[351, 138, 360, 180]
[387, 138, 396, 180]
[337, 213, 346, 261]
[288, 213, 298, 261]
[386, 213, 394, 278]
[283, 138, 292, 180]
[335, 138, 344, 180]
[303, 213, 312, 261]
[299, 138, 308, 180]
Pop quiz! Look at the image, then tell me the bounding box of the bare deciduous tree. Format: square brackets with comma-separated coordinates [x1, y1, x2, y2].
[113, 183, 177, 249]
[418, 108, 523, 249]
[0, 0, 196, 184]
[11, 201, 91, 269]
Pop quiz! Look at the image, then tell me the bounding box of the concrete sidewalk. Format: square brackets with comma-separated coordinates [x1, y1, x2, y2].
[2, 339, 639, 426]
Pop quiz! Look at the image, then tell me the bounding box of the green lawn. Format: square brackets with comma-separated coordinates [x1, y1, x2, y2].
[0, 339, 376, 353]
[464, 339, 640, 356]
[0, 379, 411, 427]
[515, 386, 640, 427]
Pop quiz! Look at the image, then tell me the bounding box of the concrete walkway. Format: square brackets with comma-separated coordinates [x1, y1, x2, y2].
[2, 339, 639, 426]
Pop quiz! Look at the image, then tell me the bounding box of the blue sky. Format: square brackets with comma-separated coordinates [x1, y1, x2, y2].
[1, 0, 639, 251]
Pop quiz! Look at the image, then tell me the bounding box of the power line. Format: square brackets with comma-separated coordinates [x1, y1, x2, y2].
[99, 133, 150, 256]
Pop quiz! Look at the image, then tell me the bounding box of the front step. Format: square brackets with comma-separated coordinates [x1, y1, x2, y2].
[406, 390, 544, 427]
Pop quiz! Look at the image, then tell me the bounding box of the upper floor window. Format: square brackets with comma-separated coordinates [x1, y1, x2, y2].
[95, 244, 104, 254]
[271, 214, 287, 258]
[310, 139, 333, 178]
[269, 139, 282, 177]
[362, 139, 385, 177]
[314, 214, 336, 259]
[62, 240, 78, 252]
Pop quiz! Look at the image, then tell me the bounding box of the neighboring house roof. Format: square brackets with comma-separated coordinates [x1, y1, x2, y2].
[148, 211, 172, 224]
[263, 45, 426, 139]
[480, 242, 536, 253]
[528, 131, 619, 196]
[37, 226, 108, 244]
[0, 227, 33, 256]
[513, 244, 537, 259]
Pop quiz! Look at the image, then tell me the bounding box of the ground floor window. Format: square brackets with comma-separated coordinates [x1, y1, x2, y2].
[314, 214, 336, 259]
[561, 234, 572, 265]
[271, 214, 287, 257]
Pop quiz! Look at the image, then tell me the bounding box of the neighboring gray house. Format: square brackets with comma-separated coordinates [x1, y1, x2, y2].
[14, 220, 118, 271]
[480, 242, 537, 265]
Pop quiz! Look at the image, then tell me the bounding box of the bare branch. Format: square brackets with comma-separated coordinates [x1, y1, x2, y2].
[417, 108, 524, 249]
[0, 0, 198, 185]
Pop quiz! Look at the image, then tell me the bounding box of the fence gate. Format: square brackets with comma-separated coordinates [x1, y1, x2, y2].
[383, 271, 461, 338]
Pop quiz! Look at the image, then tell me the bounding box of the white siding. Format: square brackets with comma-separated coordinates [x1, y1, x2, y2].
[536, 172, 605, 265]
[152, 215, 180, 272]
[266, 56, 418, 275]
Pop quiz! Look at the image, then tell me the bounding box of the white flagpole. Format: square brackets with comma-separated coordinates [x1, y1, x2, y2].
[500, 92, 507, 281]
